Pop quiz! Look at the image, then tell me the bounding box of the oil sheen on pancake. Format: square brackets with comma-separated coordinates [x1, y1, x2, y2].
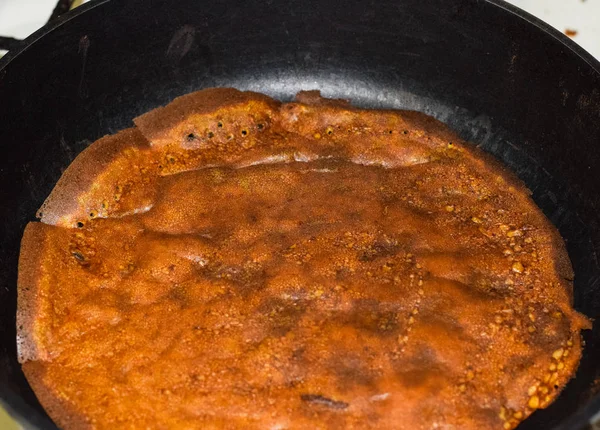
[17, 88, 591, 430]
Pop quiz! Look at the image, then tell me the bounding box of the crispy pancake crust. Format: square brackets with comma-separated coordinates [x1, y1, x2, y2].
[134, 88, 281, 148]
[22, 361, 91, 430]
[38, 127, 152, 228]
[18, 88, 591, 430]
[18, 222, 50, 363]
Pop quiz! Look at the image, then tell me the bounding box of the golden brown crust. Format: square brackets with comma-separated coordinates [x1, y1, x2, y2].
[22, 361, 92, 430]
[290, 93, 577, 302]
[18, 88, 591, 430]
[17, 223, 49, 363]
[38, 128, 151, 228]
[457, 143, 577, 299]
[134, 87, 281, 148]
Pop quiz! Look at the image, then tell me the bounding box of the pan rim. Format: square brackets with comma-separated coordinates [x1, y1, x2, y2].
[486, 0, 600, 73]
[0, 0, 109, 72]
[0, 0, 599, 74]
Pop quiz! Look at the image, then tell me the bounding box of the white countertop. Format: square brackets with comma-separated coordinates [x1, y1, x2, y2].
[0, 0, 58, 40]
[507, 0, 600, 60]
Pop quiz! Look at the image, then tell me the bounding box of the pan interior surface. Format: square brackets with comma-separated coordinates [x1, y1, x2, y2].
[0, 0, 599, 428]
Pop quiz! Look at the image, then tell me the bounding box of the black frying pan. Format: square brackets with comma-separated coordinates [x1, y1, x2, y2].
[1, 0, 599, 428]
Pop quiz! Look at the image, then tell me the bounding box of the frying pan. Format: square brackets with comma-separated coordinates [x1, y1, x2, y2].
[1, 0, 599, 428]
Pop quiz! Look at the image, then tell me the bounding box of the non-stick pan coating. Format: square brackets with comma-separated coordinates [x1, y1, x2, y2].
[1, 0, 599, 428]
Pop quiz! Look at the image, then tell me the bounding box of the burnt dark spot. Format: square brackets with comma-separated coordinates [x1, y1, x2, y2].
[346, 211, 363, 221]
[286, 378, 303, 388]
[241, 129, 248, 136]
[334, 185, 354, 194]
[259, 297, 307, 337]
[217, 122, 223, 128]
[71, 251, 90, 267]
[329, 353, 378, 390]
[396, 368, 439, 389]
[168, 285, 189, 307]
[301, 394, 348, 410]
[257, 123, 264, 130]
[186, 133, 196, 141]
[345, 299, 399, 335]
[204, 264, 267, 297]
[292, 347, 306, 361]
[207, 131, 214, 139]
[76, 221, 85, 228]
[335, 267, 351, 280]
[358, 241, 400, 262]
[257, 294, 307, 330]
[402, 130, 409, 135]
[393, 346, 443, 388]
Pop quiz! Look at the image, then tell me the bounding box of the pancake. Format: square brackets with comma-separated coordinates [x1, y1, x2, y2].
[17, 88, 591, 429]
